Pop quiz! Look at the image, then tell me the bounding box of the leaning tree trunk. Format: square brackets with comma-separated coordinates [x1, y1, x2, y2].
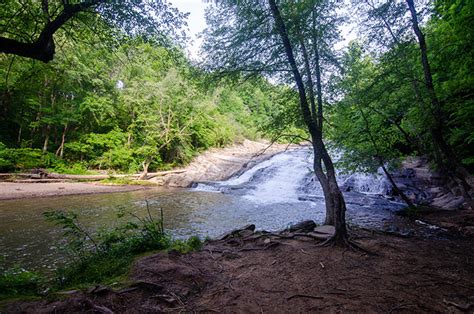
[359, 107, 417, 208]
[138, 160, 150, 180]
[318, 138, 348, 244]
[299, 35, 334, 225]
[269, 0, 348, 244]
[406, 0, 472, 205]
[55, 123, 67, 158]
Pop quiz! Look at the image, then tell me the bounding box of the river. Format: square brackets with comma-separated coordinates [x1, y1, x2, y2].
[0, 148, 423, 272]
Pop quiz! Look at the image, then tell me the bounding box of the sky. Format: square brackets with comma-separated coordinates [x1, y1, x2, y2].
[169, 0, 208, 60]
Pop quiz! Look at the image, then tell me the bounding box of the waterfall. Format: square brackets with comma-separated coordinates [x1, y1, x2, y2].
[193, 148, 392, 202]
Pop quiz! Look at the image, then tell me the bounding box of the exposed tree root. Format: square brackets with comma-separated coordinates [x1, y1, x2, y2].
[317, 235, 376, 256]
[286, 294, 324, 301]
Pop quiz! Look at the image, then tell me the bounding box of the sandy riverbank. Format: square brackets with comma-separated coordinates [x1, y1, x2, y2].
[0, 182, 148, 200]
[0, 140, 291, 200]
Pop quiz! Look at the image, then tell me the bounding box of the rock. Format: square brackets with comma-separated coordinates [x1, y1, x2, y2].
[149, 140, 289, 187]
[308, 225, 334, 240]
[439, 222, 457, 229]
[242, 224, 256, 231]
[313, 225, 335, 236]
[432, 195, 464, 210]
[429, 187, 443, 194]
[288, 220, 317, 233]
[220, 224, 256, 240]
[308, 232, 332, 240]
[383, 225, 400, 233]
[401, 168, 416, 178]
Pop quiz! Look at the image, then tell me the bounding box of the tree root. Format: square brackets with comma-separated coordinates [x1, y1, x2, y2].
[317, 235, 376, 256]
[287, 294, 324, 301]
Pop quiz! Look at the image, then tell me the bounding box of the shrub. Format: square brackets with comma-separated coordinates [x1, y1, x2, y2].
[0, 264, 44, 299]
[44, 207, 201, 288]
[0, 147, 62, 172]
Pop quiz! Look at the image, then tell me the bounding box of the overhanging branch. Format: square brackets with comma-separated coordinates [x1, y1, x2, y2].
[0, 0, 103, 62]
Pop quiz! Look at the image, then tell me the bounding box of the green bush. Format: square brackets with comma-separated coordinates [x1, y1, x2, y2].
[0, 145, 62, 172]
[44, 209, 201, 288]
[0, 265, 44, 299]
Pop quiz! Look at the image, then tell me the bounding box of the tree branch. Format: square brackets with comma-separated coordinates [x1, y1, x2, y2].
[0, 0, 103, 62]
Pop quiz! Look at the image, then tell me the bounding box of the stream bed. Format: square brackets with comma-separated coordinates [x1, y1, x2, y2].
[0, 148, 439, 272]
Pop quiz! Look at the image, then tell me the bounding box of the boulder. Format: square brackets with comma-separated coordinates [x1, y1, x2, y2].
[313, 225, 335, 235]
[220, 224, 256, 240]
[308, 225, 335, 240]
[288, 220, 317, 233]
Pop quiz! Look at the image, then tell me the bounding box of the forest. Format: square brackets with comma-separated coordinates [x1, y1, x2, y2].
[0, 36, 297, 174]
[1, 1, 472, 177]
[0, 0, 473, 312]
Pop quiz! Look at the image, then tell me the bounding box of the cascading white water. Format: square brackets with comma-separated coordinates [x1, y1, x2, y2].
[339, 172, 391, 195]
[243, 150, 312, 203]
[194, 148, 392, 201]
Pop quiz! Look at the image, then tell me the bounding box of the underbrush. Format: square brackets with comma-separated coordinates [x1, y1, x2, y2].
[49, 162, 98, 175]
[0, 264, 45, 299]
[100, 177, 158, 186]
[0, 205, 202, 300]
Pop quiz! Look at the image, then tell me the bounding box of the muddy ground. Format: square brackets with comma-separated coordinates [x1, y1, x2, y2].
[4, 223, 474, 313]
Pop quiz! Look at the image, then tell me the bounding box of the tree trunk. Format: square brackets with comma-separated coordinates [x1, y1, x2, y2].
[269, 0, 348, 244]
[42, 125, 50, 153]
[406, 0, 472, 204]
[0, 1, 104, 62]
[319, 140, 348, 242]
[312, 143, 335, 225]
[299, 36, 333, 224]
[55, 123, 67, 158]
[381, 164, 416, 208]
[138, 160, 150, 180]
[311, 10, 324, 132]
[17, 126, 22, 144]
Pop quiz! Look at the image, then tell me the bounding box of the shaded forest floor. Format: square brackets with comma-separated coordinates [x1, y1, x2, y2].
[5, 221, 474, 313]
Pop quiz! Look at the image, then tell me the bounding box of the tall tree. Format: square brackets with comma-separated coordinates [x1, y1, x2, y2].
[0, 0, 187, 62]
[354, 0, 472, 205]
[204, 0, 351, 245]
[405, 0, 472, 203]
[269, 0, 348, 244]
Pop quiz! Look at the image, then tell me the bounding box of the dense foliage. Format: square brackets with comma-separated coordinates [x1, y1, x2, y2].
[330, 0, 474, 176]
[0, 34, 293, 173]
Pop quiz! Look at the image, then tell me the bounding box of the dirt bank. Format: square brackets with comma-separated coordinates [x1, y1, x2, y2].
[6, 226, 474, 313]
[0, 182, 147, 200]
